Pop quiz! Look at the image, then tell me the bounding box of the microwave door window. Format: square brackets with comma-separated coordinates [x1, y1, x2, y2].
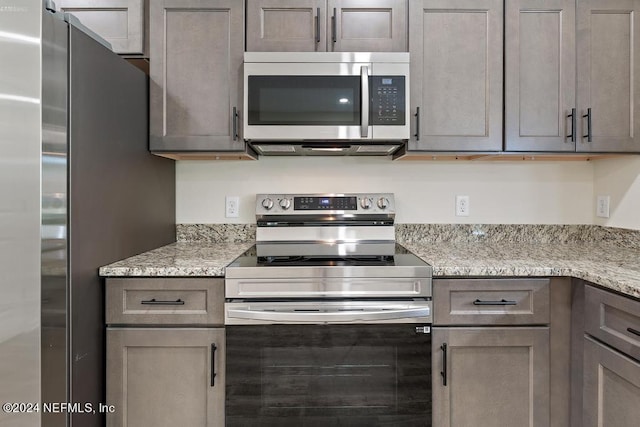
[248, 76, 361, 125]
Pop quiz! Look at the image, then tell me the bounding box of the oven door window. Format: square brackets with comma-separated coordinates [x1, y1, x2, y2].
[226, 325, 431, 426]
[247, 76, 361, 125]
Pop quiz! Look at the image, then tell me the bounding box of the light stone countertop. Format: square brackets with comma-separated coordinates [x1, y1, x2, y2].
[99, 224, 640, 299]
[98, 242, 254, 277]
[400, 241, 640, 299]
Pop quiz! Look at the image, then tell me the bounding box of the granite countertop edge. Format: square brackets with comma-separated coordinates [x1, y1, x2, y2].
[99, 241, 640, 299]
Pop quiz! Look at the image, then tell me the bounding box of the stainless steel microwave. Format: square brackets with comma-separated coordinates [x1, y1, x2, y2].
[243, 52, 410, 155]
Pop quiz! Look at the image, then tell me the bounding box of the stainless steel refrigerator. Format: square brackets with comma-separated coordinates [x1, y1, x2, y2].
[0, 1, 175, 426]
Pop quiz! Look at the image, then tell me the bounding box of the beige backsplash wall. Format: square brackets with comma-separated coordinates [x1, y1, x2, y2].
[176, 157, 595, 225]
[593, 156, 640, 230]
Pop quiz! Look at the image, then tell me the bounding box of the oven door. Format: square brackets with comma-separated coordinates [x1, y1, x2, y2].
[244, 62, 371, 141]
[225, 324, 432, 426]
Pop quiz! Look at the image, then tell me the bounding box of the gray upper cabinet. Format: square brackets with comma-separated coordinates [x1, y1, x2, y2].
[149, 0, 244, 153]
[408, 0, 503, 151]
[246, 0, 407, 52]
[507, 0, 640, 153]
[246, 0, 326, 51]
[57, 0, 145, 55]
[328, 0, 407, 52]
[577, 0, 640, 152]
[505, 0, 576, 152]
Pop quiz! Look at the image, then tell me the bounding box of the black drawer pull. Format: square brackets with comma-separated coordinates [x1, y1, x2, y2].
[140, 298, 185, 306]
[211, 343, 217, 387]
[473, 299, 517, 306]
[628, 327, 640, 337]
[441, 343, 448, 386]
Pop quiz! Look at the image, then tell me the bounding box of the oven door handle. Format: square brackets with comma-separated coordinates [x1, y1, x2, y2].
[226, 307, 430, 323]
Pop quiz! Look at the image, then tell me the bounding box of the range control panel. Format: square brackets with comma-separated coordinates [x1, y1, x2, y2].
[256, 193, 396, 215]
[370, 76, 405, 125]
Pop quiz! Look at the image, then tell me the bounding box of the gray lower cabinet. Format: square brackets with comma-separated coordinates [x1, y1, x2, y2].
[106, 328, 225, 427]
[408, 0, 503, 152]
[149, 0, 245, 154]
[432, 327, 550, 427]
[57, 0, 146, 55]
[432, 278, 572, 427]
[246, 0, 407, 52]
[583, 336, 640, 426]
[582, 284, 640, 426]
[105, 278, 226, 427]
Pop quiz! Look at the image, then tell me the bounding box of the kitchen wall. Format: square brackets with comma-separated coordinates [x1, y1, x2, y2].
[593, 156, 640, 230]
[177, 157, 595, 225]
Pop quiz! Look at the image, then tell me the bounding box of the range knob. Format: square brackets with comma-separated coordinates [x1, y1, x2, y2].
[360, 197, 372, 209]
[261, 198, 274, 210]
[377, 197, 390, 209]
[279, 198, 291, 210]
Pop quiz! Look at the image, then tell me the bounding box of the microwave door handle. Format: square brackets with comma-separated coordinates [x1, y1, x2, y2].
[361, 65, 369, 138]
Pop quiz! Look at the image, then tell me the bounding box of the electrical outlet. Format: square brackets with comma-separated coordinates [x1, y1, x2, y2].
[596, 195, 610, 218]
[456, 195, 470, 217]
[226, 196, 239, 218]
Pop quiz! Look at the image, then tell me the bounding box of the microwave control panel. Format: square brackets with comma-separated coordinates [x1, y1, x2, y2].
[370, 76, 405, 125]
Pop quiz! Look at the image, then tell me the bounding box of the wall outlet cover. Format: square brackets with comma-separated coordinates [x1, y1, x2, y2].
[456, 195, 470, 217]
[596, 195, 610, 218]
[226, 196, 239, 218]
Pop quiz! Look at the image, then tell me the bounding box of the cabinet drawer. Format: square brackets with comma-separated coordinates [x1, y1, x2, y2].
[106, 278, 224, 325]
[585, 285, 640, 360]
[433, 278, 550, 325]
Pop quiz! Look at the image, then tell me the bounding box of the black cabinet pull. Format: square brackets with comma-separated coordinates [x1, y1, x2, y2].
[628, 327, 640, 337]
[583, 108, 592, 142]
[567, 108, 576, 142]
[473, 299, 517, 306]
[232, 107, 239, 141]
[211, 343, 217, 387]
[415, 107, 420, 141]
[140, 298, 185, 306]
[331, 8, 337, 43]
[441, 343, 448, 386]
[315, 8, 320, 43]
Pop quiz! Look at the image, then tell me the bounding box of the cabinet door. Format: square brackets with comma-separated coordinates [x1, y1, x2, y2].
[107, 328, 225, 427]
[57, 0, 145, 55]
[409, 0, 503, 151]
[328, 0, 407, 52]
[432, 327, 550, 427]
[577, 0, 640, 152]
[149, 0, 243, 152]
[246, 0, 326, 52]
[505, 0, 576, 151]
[583, 336, 640, 427]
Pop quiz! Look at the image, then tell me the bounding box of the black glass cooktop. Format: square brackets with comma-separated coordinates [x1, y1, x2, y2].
[228, 243, 427, 269]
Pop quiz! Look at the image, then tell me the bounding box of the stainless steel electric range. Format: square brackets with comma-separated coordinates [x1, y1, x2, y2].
[224, 193, 432, 426]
